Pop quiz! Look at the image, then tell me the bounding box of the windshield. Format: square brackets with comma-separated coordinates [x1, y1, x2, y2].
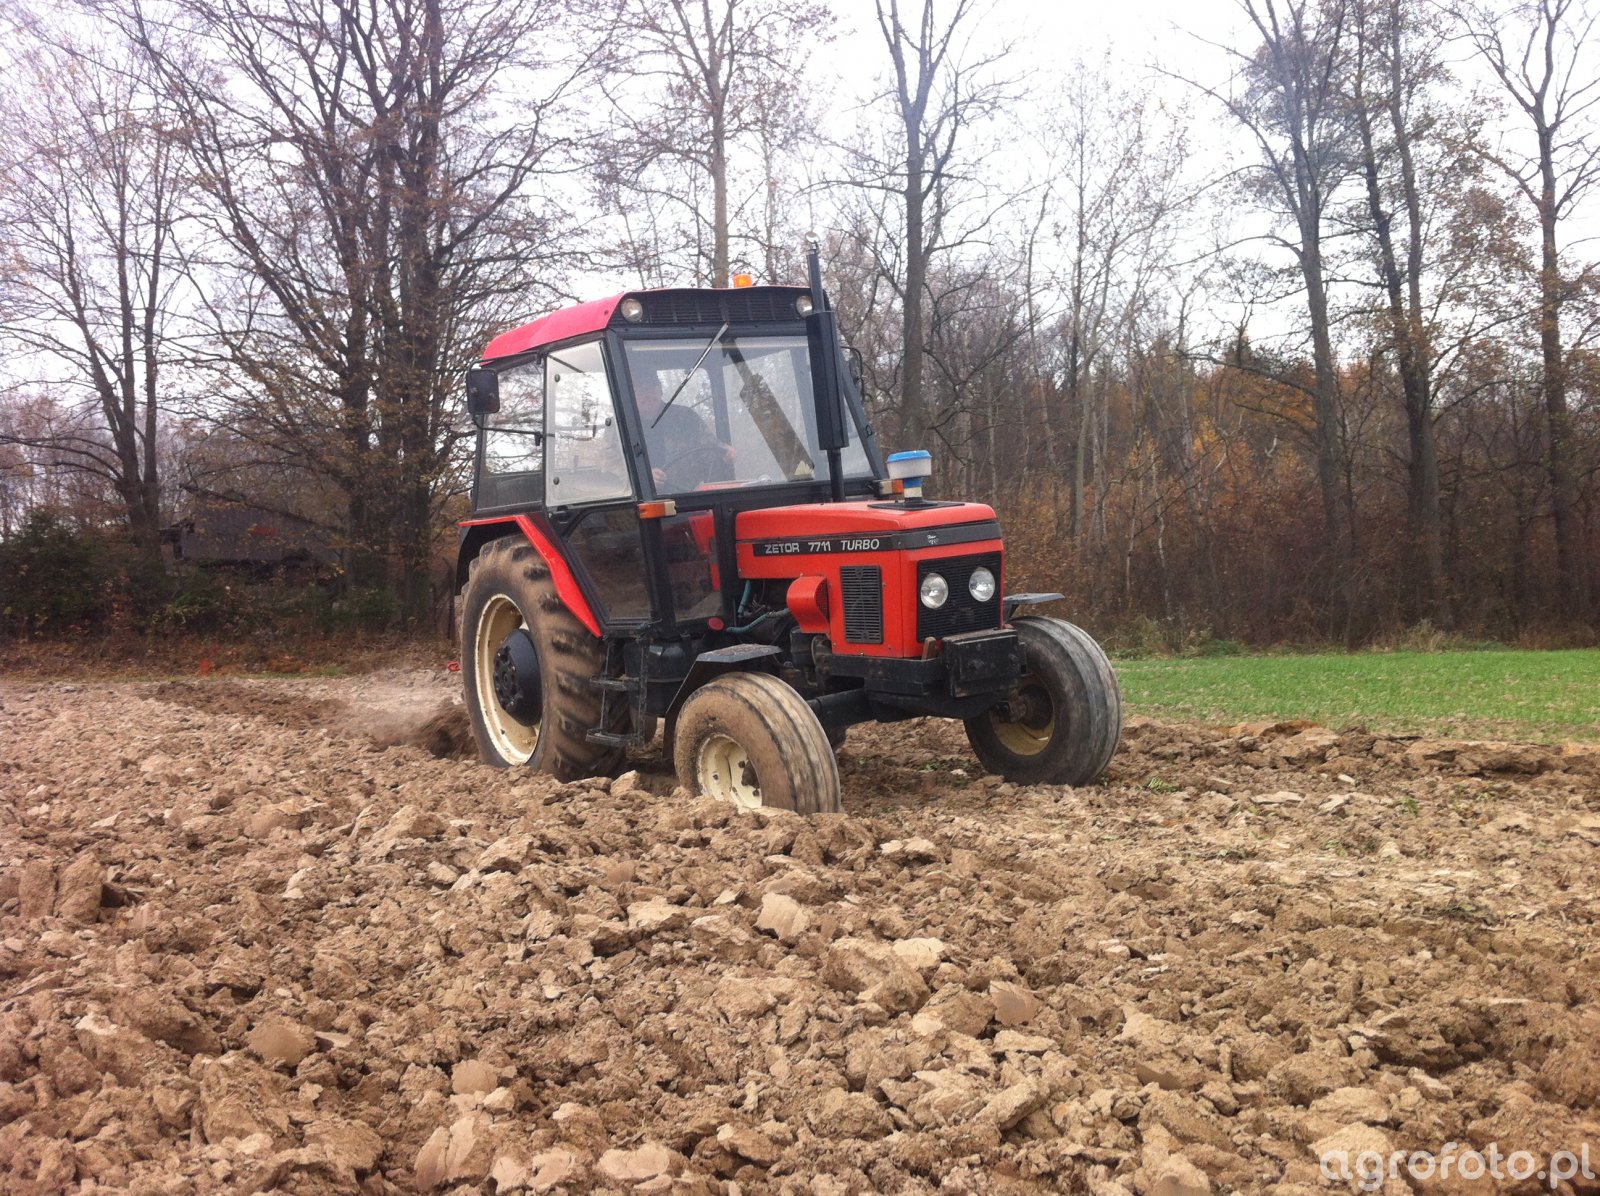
[623, 334, 871, 494]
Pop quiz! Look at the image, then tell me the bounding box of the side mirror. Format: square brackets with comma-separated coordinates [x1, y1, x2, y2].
[466, 368, 500, 418]
[845, 345, 864, 390]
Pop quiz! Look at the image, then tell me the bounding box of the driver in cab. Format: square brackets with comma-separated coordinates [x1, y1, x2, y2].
[635, 376, 735, 491]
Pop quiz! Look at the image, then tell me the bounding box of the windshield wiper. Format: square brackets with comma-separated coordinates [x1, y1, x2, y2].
[726, 343, 812, 478]
[652, 321, 729, 428]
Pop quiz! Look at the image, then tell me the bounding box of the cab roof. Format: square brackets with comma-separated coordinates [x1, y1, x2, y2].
[481, 285, 811, 362]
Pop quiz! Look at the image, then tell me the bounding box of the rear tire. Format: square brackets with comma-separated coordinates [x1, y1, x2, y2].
[460, 536, 624, 780]
[965, 617, 1121, 786]
[673, 673, 841, 814]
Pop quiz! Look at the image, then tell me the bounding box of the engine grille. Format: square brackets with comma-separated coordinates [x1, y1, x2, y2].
[629, 289, 800, 326]
[839, 565, 884, 644]
[917, 553, 1002, 640]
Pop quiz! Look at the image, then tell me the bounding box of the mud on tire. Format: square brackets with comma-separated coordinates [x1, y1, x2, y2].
[460, 535, 624, 780]
[673, 672, 841, 814]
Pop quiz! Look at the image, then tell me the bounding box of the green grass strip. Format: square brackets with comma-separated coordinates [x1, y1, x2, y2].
[1114, 649, 1600, 742]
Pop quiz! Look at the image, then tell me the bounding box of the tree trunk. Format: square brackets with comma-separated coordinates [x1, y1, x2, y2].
[1300, 231, 1347, 570]
[1354, 17, 1445, 623]
[1387, 2, 1444, 623]
[710, 98, 730, 288]
[901, 129, 927, 446]
[1071, 374, 1089, 546]
[1538, 143, 1586, 617]
[341, 364, 383, 591]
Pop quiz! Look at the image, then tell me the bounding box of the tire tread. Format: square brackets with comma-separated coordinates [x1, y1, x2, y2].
[460, 535, 624, 780]
[965, 616, 1122, 786]
[673, 672, 841, 814]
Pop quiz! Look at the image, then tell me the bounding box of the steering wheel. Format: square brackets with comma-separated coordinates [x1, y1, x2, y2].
[658, 443, 734, 485]
[660, 443, 730, 471]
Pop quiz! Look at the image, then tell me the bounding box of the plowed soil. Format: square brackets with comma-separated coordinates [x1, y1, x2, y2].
[3, 668, 1600, 1195]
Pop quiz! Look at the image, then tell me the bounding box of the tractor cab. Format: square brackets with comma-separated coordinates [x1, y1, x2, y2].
[455, 253, 1121, 813]
[460, 282, 885, 632]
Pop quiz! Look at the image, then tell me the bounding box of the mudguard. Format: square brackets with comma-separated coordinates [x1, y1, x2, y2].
[457, 514, 602, 638]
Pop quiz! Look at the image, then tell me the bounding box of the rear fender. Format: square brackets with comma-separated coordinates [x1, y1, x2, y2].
[457, 514, 603, 638]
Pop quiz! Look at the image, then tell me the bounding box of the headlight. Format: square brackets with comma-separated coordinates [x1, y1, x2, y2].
[919, 573, 949, 609]
[968, 567, 996, 602]
[795, 294, 814, 316]
[619, 297, 644, 322]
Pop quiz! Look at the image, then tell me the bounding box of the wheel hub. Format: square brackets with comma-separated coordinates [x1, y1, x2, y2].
[1005, 685, 1052, 729]
[697, 734, 764, 810]
[992, 677, 1056, 756]
[491, 628, 540, 721]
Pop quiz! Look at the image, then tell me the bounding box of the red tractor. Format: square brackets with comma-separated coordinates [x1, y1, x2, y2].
[457, 251, 1121, 813]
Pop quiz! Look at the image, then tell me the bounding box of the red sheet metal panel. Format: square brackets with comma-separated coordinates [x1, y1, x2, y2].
[481, 295, 624, 361]
[457, 515, 602, 638]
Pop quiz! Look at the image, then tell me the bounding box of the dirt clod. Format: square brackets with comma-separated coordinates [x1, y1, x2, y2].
[405, 701, 476, 758]
[597, 1141, 680, 1184]
[247, 1014, 315, 1068]
[450, 1059, 499, 1096]
[754, 891, 808, 942]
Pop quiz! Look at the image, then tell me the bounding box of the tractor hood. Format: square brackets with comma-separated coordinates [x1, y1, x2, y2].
[735, 499, 1006, 657]
[736, 500, 998, 552]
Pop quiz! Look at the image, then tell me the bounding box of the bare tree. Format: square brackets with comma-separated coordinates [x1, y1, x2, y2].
[0, 393, 125, 535]
[1349, 0, 1449, 620]
[1185, 0, 1359, 575]
[0, 17, 192, 561]
[123, 0, 593, 618]
[1454, 0, 1600, 617]
[858, 0, 1013, 449]
[597, 0, 828, 288]
[1035, 55, 1190, 544]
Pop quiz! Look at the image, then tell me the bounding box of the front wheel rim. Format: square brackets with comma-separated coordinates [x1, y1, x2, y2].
[697, 734, 763, 809]
[989, 676, 1056, 757]
[474, 594, 539, 764]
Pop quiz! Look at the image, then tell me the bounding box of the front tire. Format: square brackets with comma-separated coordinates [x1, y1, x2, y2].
[673, 673, 841, 813]
[460, 536, 624, 779]
[965, 617, 1121, 786]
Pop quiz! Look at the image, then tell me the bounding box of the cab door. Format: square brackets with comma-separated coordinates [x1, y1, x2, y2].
[541, 338, 654, 625]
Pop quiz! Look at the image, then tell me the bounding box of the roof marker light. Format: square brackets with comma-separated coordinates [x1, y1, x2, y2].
[732, 273, 754, 288]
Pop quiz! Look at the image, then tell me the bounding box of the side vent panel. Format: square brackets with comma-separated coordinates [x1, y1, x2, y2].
[839, 566, 884, 644]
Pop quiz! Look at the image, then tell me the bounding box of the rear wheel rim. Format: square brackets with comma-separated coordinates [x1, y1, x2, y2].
[697, 734, 763, 809]
[990, 676, 1055, 757]
[474, 594, 539, 763]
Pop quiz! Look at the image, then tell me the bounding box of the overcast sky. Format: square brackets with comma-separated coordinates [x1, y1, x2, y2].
[795, 0, 1597, 357]
[805, 0, 1302, 347]
[574, 1, 1258, 309]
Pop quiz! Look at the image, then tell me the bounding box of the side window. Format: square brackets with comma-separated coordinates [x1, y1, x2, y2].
[545, 341, 632, 506]
[478, 360, 544, 509]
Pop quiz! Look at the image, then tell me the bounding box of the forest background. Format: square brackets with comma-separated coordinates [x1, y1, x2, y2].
[2, 0, 1598, 653]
